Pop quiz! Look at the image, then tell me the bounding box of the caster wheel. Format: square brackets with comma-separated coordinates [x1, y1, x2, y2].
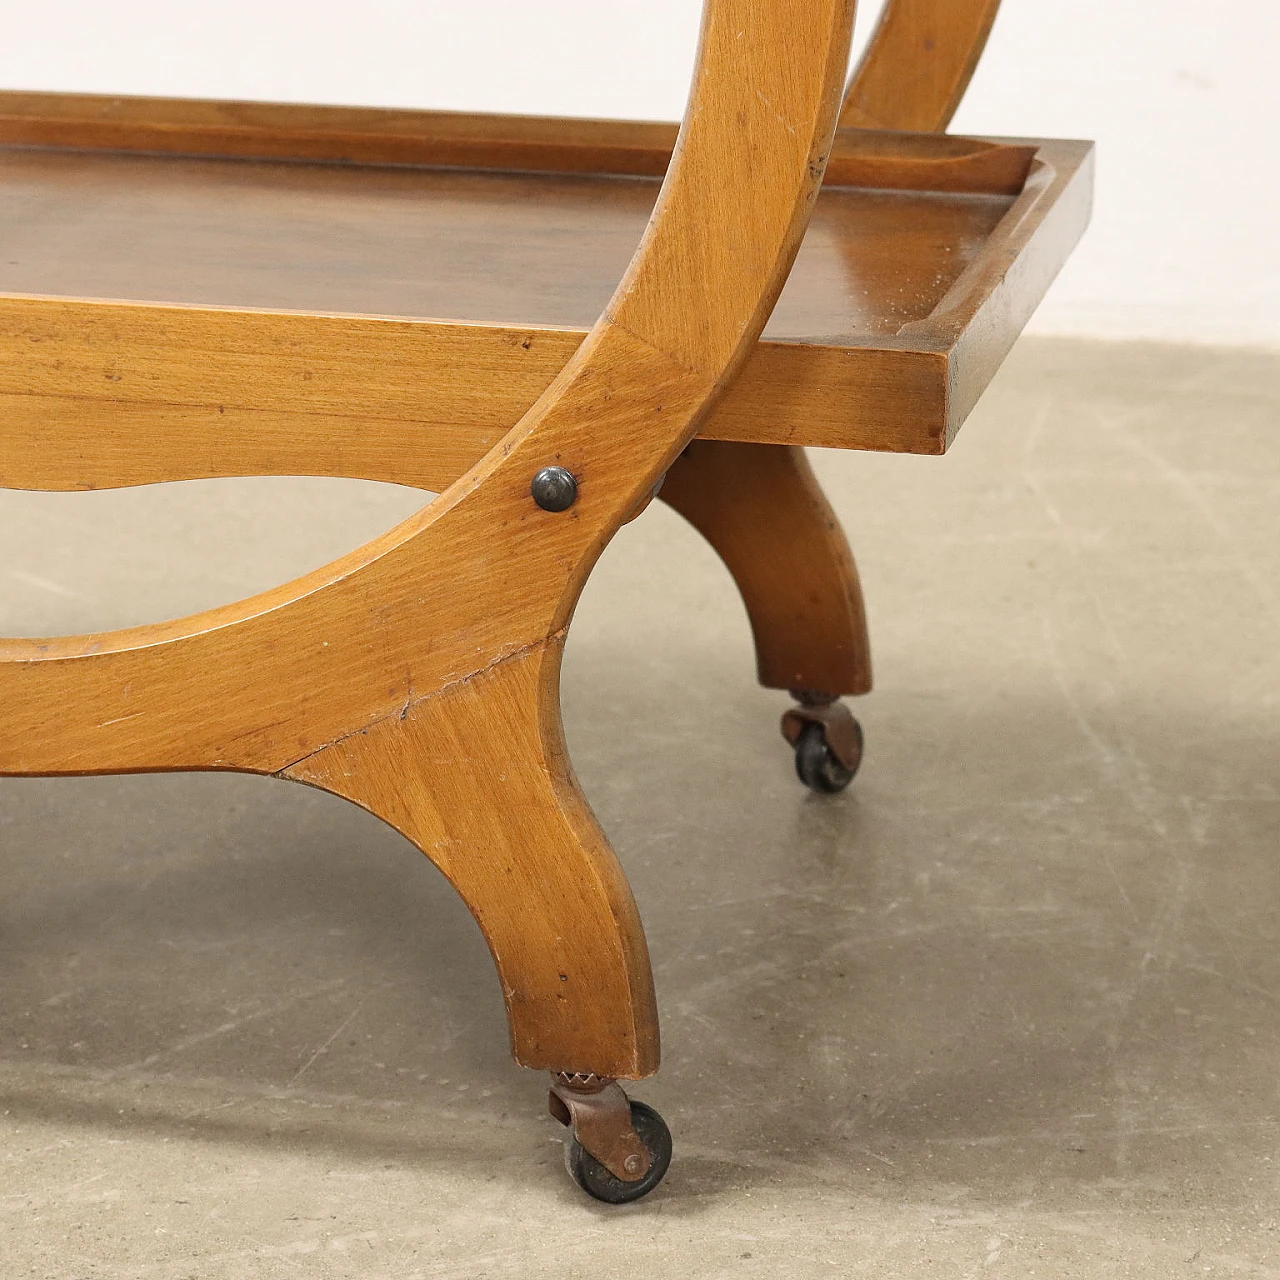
[565, 1100, 672, 1204]
[794, 718, 862, 793]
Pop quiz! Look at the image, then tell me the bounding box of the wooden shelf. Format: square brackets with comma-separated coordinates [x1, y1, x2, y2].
[0, 93, 1092, 492]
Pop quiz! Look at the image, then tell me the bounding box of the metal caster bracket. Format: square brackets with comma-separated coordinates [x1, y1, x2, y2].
[548, 1072, 651, 1182]
[781, 691, 862, 771]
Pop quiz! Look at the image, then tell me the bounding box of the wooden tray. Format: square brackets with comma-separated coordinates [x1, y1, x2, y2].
[0, 92, 1092, 493]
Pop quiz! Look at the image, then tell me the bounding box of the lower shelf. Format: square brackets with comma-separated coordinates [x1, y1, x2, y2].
[0, 93, 1093, 489]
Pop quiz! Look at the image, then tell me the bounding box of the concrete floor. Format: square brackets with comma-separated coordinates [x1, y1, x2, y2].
[1, 338, 1278, 1277]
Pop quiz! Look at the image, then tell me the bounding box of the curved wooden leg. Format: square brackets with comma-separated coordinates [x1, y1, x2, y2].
[660, 439, 872, 697]
[281, 634, 659, 1081]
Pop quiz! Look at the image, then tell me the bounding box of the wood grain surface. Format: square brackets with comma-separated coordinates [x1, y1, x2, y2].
[0, 136, 1091, 491]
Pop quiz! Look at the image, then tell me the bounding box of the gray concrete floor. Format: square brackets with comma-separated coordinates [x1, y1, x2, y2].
[1, 338, 1278, 1277]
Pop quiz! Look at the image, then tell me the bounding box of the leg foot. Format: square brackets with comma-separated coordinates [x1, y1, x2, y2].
[660, 440, 871, 697]
[282, 639, 659, 1079]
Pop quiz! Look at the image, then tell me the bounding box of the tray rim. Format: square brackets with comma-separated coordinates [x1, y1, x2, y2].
[0, 90, 1045, 195]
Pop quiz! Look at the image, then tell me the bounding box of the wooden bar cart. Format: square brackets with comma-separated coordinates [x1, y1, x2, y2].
[0, 0, 1090, 1200]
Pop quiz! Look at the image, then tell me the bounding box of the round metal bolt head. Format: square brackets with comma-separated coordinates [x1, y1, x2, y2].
[531, 466, 578, 512]
[623, 1153, 645, 1176]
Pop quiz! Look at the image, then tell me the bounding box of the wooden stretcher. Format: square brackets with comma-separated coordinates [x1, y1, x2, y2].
[0, 0, 1090, 1200]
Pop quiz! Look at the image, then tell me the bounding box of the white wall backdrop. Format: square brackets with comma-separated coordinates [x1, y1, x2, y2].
[3, 1, 1276, 347]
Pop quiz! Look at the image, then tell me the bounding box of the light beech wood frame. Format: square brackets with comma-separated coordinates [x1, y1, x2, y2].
[0, 0, 1087, 1109]
[0, 0, 858, 1079]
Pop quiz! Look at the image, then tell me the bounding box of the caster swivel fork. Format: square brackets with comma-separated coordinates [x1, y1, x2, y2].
[549, 1073, 673, 1203]
[782, 690, 864, 793]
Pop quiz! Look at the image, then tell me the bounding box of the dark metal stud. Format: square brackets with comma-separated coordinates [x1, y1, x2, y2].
[530, 465, 578, 512]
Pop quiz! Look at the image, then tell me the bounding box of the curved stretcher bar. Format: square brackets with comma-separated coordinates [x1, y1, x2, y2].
[842, 0, 1001, 131]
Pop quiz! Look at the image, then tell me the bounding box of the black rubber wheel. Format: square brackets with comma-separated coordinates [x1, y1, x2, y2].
[794, 719, 862, 793]
[564, 1100, 672, 1204]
